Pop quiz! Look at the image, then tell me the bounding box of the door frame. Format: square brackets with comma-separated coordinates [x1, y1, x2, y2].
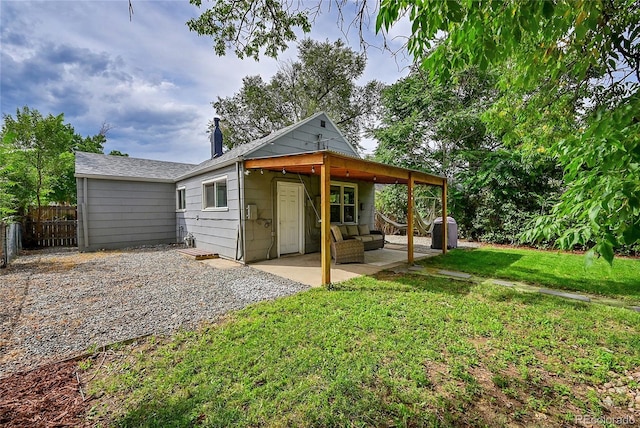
[277, 181, 305, 257]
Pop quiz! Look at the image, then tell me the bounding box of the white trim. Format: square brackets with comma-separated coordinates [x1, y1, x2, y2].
[329, 180, 358, 225]
[202, 175, 228, 210]
[74, 173, 175, 183]
[176, 186, 186, 212]
[176, 157, 240, 181]
[276, 181, 305, 257]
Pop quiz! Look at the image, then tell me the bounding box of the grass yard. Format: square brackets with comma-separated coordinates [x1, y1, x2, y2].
[86, 248, 640, 427]
[419, 246, 640, 304]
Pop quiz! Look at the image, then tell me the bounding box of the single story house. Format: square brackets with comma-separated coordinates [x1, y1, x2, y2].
[75, 112, 447, 284]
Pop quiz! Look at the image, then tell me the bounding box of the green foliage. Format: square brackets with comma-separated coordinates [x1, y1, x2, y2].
[0, 106, 106, 215]
[377, 0, 640, 262]
[373, 68, 562, 242]
[214, 39, 383, 149]
[108, 150, 129, 156]
[187, 0, 311, 60]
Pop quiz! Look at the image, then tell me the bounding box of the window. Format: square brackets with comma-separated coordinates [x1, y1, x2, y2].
[329, 181, 357, 224]
[176, 187, 186, 211]
[202, 176, 228, 210]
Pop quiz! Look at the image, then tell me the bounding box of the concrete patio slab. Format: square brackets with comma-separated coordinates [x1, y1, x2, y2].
[251, 247, 437, 287]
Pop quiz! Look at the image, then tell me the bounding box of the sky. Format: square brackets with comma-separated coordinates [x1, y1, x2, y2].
[0, 0, 412, 164]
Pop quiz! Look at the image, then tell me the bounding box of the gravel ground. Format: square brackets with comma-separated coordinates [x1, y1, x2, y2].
[0, 246, 309, 378]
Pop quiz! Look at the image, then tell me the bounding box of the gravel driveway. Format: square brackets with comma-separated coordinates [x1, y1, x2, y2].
[0, 246, 309, 377]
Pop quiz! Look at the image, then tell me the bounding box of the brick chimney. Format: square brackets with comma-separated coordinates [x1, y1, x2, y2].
[211, 117, 223, 158]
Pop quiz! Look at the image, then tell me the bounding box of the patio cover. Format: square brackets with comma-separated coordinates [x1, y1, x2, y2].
[244, 150, 448, 285]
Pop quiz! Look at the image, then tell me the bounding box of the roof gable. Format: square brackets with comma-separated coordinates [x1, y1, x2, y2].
[177, 112, 358, 180]
[244, 112, 359, 159]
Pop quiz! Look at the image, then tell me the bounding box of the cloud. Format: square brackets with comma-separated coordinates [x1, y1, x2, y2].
[1, 1, 407, 163]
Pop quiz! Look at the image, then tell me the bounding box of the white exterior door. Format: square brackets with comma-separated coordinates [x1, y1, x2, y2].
[277, 182, 304, 256]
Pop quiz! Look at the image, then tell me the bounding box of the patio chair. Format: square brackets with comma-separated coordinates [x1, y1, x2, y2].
[330, 225, 364, 264]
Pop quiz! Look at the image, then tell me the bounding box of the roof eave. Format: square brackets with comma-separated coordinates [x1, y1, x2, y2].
[175, 157, 242, 181]
[74, 173, 176, 183]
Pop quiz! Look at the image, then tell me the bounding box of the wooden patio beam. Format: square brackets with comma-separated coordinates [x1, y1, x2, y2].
[244, 152, 326, 169]
[329, 156, 410, 181]
[321, 154, 331, 286]
[407, 173, 414, 265]
[442, 178, 448, 255]
[245, 151, 445, 188]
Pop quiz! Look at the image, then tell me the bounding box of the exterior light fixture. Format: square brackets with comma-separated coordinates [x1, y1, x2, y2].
[260, 169, 264, 174]
[346, 170, 350, 177]
[311, 165, 315, 174]
[373, 176, 377, 181]
[282, 168, 286, 175]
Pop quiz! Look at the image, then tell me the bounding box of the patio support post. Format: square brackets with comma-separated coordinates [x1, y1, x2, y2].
[442, 178, 448, 255]
[407, 173, 414, 264]
[321, 155, 331, 286]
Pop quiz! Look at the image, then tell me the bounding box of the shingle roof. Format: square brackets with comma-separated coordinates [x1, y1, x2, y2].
[75, 152, 196, 182]
[75, 112, 355, 182]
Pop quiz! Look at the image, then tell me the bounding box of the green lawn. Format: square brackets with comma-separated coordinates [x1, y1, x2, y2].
[419, 246, 640, 304]
[87, 252, 640, 427]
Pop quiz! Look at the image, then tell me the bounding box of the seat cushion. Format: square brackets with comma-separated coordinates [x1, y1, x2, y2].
[339, 225, 348, 237]
[347, 225, 359, 236]
[354, 235, 374, 243]
[358, 224, 370, 235]
[330, 225, 343, 242]
[370, 234, 384, 241]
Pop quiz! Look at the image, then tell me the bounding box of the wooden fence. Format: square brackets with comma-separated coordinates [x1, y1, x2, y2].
[27, 205, 77, 221]
[23, 206, 77, 248]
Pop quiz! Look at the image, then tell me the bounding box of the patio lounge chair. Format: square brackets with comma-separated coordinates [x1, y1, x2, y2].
[330, 225, 364, 264]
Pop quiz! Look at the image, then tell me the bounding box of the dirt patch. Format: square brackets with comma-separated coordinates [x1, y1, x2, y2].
[0, 360, 88, 427]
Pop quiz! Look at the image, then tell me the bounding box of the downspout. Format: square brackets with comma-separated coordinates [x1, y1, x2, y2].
[82, 177, 89, 248]
[236, 161, 244, 261]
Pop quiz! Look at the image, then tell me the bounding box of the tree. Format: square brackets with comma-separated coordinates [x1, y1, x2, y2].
[1, 108, 75, 216]
[213, 38, 384, 149]
[376, 0, 640, 262]
[187, 0, 385, 60]
[0, 107, 106, 216]
[373, 67, 562, 243]
[108, 150, 129, 156]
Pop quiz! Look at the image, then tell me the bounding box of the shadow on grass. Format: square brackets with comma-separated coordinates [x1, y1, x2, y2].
[332, 271, 475, 296]
[419, 248, 524, 277]
[419, 248, 640, 302]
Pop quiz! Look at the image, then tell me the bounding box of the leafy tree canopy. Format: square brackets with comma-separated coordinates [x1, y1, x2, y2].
[213, 38, 384, 150]
[187, 0, 381, 60]
[0, 107, 105, 217]
[376, 0, 640, 262]
[374, 67, 563, 243]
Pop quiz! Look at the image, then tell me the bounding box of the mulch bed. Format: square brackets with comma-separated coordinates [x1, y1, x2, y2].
[0, 360, 88, 427]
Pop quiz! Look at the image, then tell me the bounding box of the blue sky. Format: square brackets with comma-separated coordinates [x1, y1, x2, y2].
[1, 1, 411, 163]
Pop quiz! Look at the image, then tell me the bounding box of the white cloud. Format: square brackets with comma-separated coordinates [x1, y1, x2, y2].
[1, 0, 408, 163]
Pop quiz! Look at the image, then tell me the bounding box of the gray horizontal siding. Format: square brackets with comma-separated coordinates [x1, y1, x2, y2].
[77, 178, 177, 251]
[175, 163, 241, 260]
[249, 118, 357, 159]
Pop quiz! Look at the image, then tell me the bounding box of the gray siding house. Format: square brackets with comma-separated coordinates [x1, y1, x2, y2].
[75, 112, 375, 262]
